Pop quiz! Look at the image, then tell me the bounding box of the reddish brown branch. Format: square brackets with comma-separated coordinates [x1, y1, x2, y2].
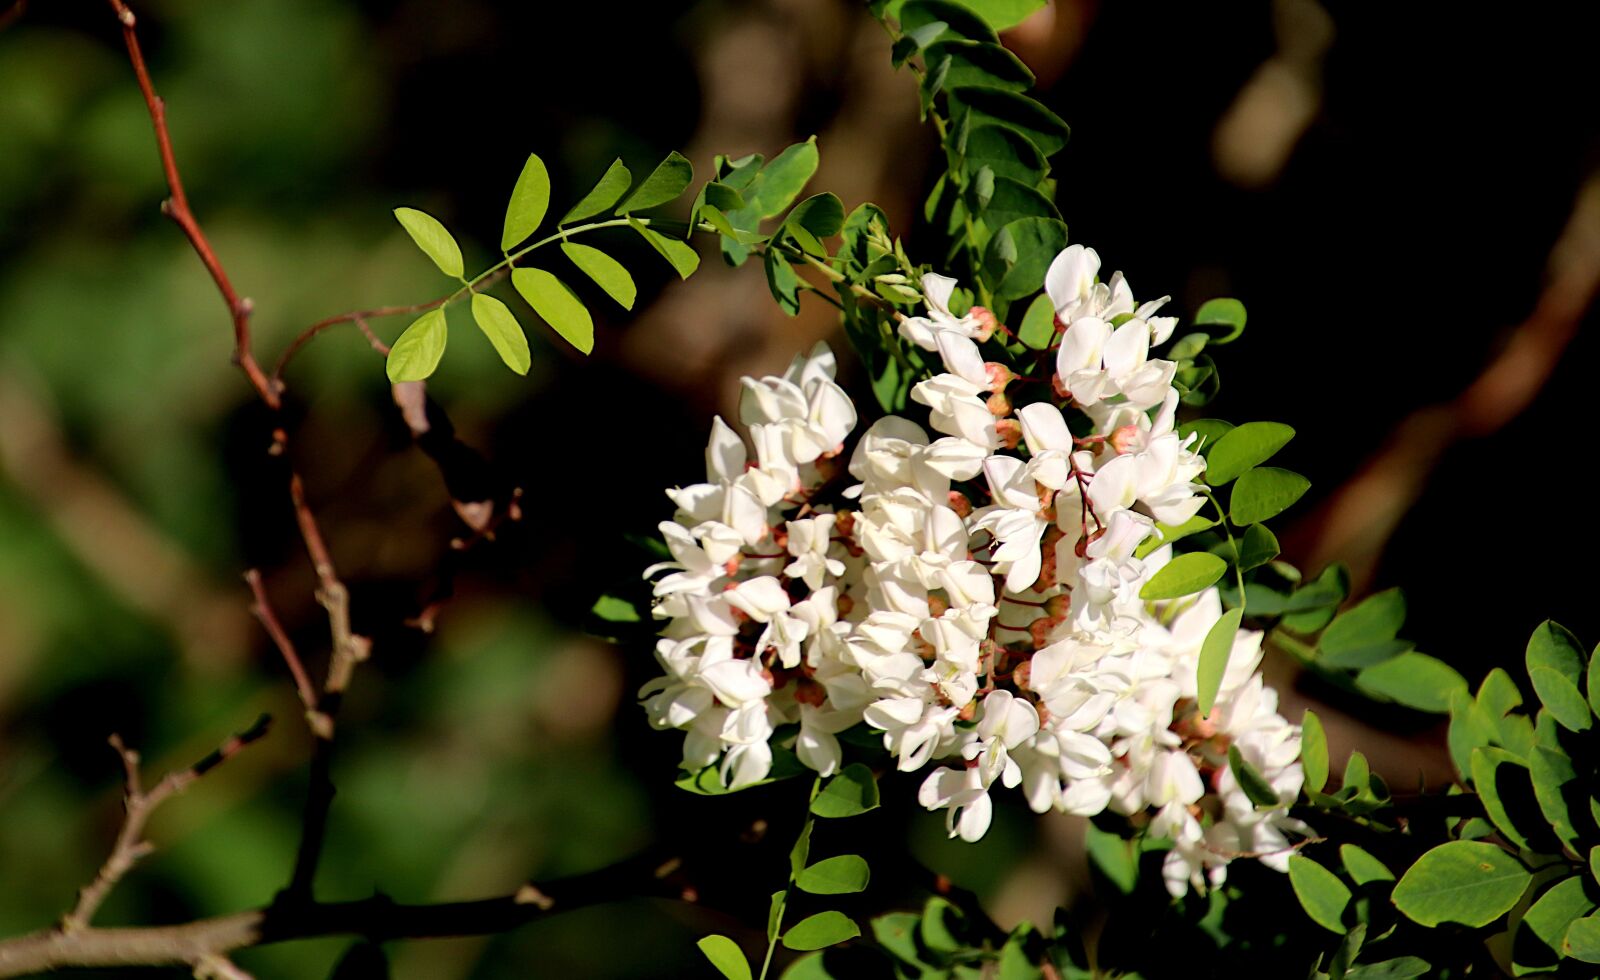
[61, 718, 272, 934]
[244, 570, 331, 738]
[104, 0, 278, 411]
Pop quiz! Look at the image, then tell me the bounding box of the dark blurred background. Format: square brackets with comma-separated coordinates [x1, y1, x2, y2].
[1, 0, 1597, 976]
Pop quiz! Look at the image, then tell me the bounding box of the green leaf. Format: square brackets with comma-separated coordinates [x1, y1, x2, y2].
[1133, 515, 1217, 559]
[811, 764, 880, 818]
[786, 193, 846, 241]
[563, 159, 631, 224]
[560, 242, 636, 310]
[385, 308, 448, 382]
[615, 151, 693, 214]
[765, 249, 802, 316]
[1527, 620, 1585, 681]
[697, 935, 752, 980]
[924, 38, 1034, 92]
[590, 594, 640, 623]
[512, 267, 594, 354]
[468, 293, 531, 375]
[982, 216, 1068, 300]
[963, 124, 1047, 185]
[948, 86, 1071, 157]
[628, 217, 700, 280]
[768, 890, 787, 941]
[1084, 825, 1138, 894]
[1514, 876, 1594, 974]
[977, 174, 1060, 228]
[1016, 293, 1055, 349]
[947, 0, 1046, 31]
[1140, 553, 1227, 602]
[1356, 652, 1467, 713]
[393, 207, 464, 278]
[1197, 608, 1245, 717]
[1194, 297, 1247, 344]
[501, 152, 551, 250]
[1528, 742, 1585, 853]
[1321, 588, 1405, 655]
[1567, 914, 1600, 963]
[1228, 743, 1282, 808]
[1344, 960, 1431, 980]
[1288, 854, 1351, 934]
[870, 912, 921, 967]
[742, 138, 820, 219]
[783, 911, 860, 952]
[1591, 846, 1600, 887]
[797, 855, 871, 895]
[1339, 844, 1394, 886]
[789, 819, 813, 878]
[920, 897, 964, 952]
[1180, 418, 1234, 454]
[898, 0, 999, 43]
[1302, 708, 1329, 793]
[1470, 747, 1537, 852]
[1391, 841, 1531, 928]
[1531, 667, 1592, 732]
[1229, 466, 1310, 526]
[1204, 421, 1295, 485]
[1236, 523, 1280, 572]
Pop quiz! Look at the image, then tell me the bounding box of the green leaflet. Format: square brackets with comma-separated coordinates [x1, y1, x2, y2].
[393, 207, 463, 279]
[512, 267, 594, 354]
[385, 308, 448, 382]
[501, 152, 550, 250]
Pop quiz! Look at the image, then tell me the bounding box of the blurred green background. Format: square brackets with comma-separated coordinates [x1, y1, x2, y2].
[1, 0, 1596, 976]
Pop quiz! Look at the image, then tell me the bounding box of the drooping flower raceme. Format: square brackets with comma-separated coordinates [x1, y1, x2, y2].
[639, 244, 1306, 897]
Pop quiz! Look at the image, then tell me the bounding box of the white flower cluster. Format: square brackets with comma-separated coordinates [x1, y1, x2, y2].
[640, 244, 1308, 896]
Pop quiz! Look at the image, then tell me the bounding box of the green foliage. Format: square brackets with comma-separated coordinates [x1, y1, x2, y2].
[1391, 841, 1530, 928]
[698, 935, 753, 980]
[615, 151, 693, 215]
[512, 267, 595, 354]
[562, 158, 631, 224]
[1204, 421, 1295, 485]
[393, 206, 464, 278]
[1228, 466, 1310, 526]
[796, 855, 871, 895]
[385, 308, 447, 382]
[560, 242, 636, 310]
[1138, 552, 1226, 600]
[1196, 607, 1244, 717]
[783, 912, 861, 951]
[1288, 855, 1352, 934]
[469, 293, 531, 375]
[1301, 709, 1329, 792]
[501, 152, 551, 250]
[811, 764, 880, 818]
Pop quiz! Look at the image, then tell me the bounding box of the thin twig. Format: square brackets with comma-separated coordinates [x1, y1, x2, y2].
[244, 570, 331, 738]
[2, 852, 690, 977]
[62, 717, 273, 933]
[104, 0, 278, 410]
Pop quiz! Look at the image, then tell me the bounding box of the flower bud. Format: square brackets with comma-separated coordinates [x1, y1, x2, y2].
[986, 390, 1012, 417]
[970, 305, 1001, 342]
[947, 491, 972, 518]
[983, 362, 1014, 393]
[995, 419, 1022, 449]
[1029, 617, 1056, 649]
[1045, 594, 1071, 620]
[1110, 424, 1141, 455]
[927, 595, 950, 617]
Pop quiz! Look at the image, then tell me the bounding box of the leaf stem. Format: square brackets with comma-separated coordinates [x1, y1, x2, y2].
[454, 216, 641, 300]
[758, 778, 821, 980]
[1200, 487, 1247, 612]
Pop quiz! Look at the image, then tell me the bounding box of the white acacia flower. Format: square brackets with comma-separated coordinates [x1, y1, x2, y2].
[899, 273, 985, 351]
[918, 764, 994, 842]
[784, 514, 845, 590]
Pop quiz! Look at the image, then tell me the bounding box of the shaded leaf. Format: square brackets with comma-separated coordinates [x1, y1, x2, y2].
[783, 911, 860, 952]
[1302, 708, 1329, 793]
[1205, 421, 1295, 485]
[628, 217, 700, 279]
[615, 151, 693, 214]
[1198, 607, 1244, 717]
[1391, 841, 1530, 928]
[811, 764, 880, 818]
[512, 267, 594, 354]
[797, 855, 871, 895]
[1288, 854, 1351, 934]
[697, 935, 752, 980]
[1229, 466, 1310, 525]
[1356, 652, 1467, 713]
[562, 159, 631, 224]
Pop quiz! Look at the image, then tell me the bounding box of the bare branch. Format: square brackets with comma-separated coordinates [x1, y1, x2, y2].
[61, 718, 273, 934]
[103, 0, 278, 410]
[0, 853, 690, 978]
[244, 570, 331, 739]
